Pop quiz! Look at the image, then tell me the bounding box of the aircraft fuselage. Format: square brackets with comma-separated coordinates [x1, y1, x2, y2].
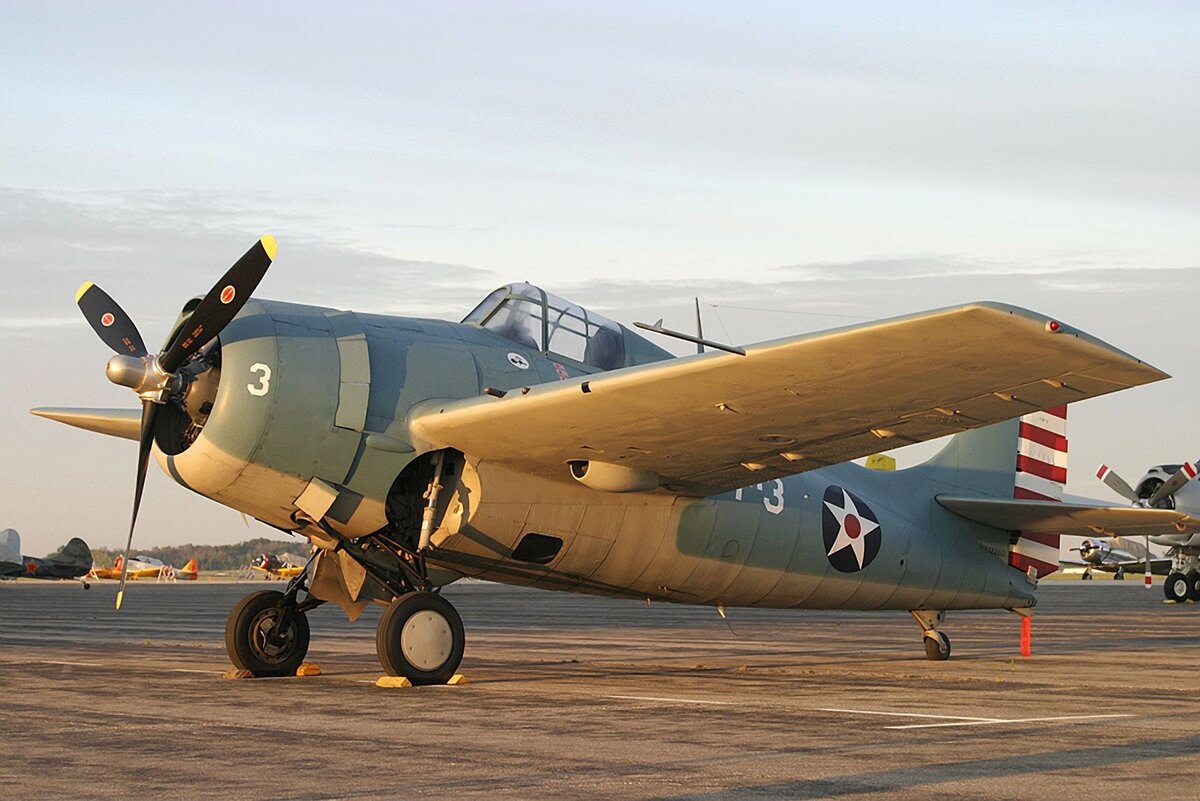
[154, 298, 1034, 613]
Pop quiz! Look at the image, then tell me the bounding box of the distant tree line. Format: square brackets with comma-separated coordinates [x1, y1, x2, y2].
[72, 538, 305, 571]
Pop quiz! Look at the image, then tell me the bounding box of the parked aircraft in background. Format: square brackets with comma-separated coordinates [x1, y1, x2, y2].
[90, 555, 199, 582]
[33, 236, 1200, 686]
[1060, 535, 1171, 580]
[250, 553, 305, 580]
[1095, 462, 1200, 602]
[0, 529, 93, 586]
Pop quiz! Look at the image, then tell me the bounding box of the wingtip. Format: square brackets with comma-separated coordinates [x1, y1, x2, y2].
[260, 234, 277, 261]
[75, 281, 94, 304]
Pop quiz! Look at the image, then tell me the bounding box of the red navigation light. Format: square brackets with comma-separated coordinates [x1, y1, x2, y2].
[1047, 320, 1061, 332]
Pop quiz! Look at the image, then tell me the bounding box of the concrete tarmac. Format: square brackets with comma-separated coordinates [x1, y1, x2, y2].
[1, 580, 1198, 800]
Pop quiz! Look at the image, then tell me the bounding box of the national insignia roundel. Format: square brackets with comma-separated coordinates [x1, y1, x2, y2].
[821, 485, 882, 573]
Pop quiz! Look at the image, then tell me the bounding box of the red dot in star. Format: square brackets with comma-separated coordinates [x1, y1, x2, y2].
[844, 515, 861, 539]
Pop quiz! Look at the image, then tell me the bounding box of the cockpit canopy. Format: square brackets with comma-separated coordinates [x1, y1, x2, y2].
[462, 283, 668, 371]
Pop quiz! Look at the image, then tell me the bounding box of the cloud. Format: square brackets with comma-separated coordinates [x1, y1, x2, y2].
[0, 187, 501, 323]
[0, 316, 79, 330]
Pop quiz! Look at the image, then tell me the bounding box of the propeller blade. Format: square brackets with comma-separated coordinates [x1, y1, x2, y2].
[75, 283, 147, 357]
[115, 399, 159, 610]
[1146, 462, 1198, 507]
[1096, 464, 1139, 503]
[158, 236, 276, 374]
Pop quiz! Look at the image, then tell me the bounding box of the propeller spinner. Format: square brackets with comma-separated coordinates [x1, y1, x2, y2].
[75, 236, 277, 609]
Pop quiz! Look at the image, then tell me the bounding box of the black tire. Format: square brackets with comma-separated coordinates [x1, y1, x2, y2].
[1187, 571, 1200, 602]
[225, 590, 310, 677]
[1165, 572, 1189, 603]
[1114, 568, 1125, 580]
[1082, 571, 1093, 581]
[376, 592, 465, 685]
[923, 632, 951, 661]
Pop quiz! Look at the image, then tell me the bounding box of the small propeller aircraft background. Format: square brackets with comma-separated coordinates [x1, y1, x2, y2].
[32, 237, 1200, 684]
[1060, 535, 1171, 580]
[90, 554, 199, 582]
[249, 553, 306, 580]
[1092, 461, 1200, 601]
[0, 528, 93, 584]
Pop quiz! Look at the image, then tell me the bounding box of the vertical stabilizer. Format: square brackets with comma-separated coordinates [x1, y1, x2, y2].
[923, 405, 1068, 578]
[0, 529, 20, 565]
[51, 538, 94, 570]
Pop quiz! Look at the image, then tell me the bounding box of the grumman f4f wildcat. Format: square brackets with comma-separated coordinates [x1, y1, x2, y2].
[33, 237, 1200, 683]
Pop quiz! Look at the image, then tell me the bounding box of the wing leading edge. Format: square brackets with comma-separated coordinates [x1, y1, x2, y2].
[412, 302, 1167, 494]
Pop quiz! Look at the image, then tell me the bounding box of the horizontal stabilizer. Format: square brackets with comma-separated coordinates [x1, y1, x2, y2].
[938, 496, 1200, 538]
[30, 407, 141, 441]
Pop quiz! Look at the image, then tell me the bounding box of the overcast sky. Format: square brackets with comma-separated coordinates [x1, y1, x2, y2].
[2, 2, 1197, 556]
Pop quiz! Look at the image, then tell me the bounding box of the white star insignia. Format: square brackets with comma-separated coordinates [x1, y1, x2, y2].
[824, 488, 879, 570]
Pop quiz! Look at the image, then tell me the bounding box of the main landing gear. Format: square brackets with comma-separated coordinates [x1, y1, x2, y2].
[911, 609, 951, 661]
[376, 592, 465, 685]
[224, 544, 466, 683]
[225, 561, 325, 677]
[1164, 570, 1200, 603]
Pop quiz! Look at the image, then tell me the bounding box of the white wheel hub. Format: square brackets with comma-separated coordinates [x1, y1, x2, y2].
[400, 609, 453, 671]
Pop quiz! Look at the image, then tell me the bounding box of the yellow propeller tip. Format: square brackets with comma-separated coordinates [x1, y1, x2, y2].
[260, 234, 277, 261]
[115, 590, 124, 610]
[75, 281, 94, 304]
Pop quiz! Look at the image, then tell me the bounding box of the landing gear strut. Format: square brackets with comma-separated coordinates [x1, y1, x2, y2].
[225, 559, 324, 677]
[376, 591, 465, 684]
[911, 610, 951, 661]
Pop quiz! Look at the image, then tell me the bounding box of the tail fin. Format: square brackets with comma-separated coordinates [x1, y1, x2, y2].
[0, 529, 20, 564]
[51, 537, 94, 570]
[179, 559, 199, 577]
[924, 405, 1067, 578]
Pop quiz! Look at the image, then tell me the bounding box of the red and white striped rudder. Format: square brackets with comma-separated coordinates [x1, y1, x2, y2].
[1009, 405, 1067, 578]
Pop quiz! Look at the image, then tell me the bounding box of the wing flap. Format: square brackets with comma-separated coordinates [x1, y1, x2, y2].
[411, 302, 1167, 494]
[939, 496, 1200, 538]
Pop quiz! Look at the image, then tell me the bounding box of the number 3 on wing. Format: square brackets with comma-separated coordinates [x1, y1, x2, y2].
[247, 363, 271, 396]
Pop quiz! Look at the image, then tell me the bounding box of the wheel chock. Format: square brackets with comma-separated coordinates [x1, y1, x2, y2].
[375, 674, 468, 688]
[223, 668, 255, 680]
[376, 676, 413, 688]
[296, 662, 322, 677]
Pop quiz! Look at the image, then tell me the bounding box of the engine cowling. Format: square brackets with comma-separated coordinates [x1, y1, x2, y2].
[1078, 538, 1110, 565]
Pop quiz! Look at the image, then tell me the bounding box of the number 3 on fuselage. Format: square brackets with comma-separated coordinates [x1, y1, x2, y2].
[734, 480, 785, 515]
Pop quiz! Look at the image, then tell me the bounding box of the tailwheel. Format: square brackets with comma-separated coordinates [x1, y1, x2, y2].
[225, 589, 311, 677]
[376, 592, 465, 685]
[923, 632, 951, 661]
[1165, 572, 1189, 603]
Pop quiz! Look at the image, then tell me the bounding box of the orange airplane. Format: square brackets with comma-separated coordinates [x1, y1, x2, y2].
[91, 555, 198, 581]
[249, 553, 304, 580]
